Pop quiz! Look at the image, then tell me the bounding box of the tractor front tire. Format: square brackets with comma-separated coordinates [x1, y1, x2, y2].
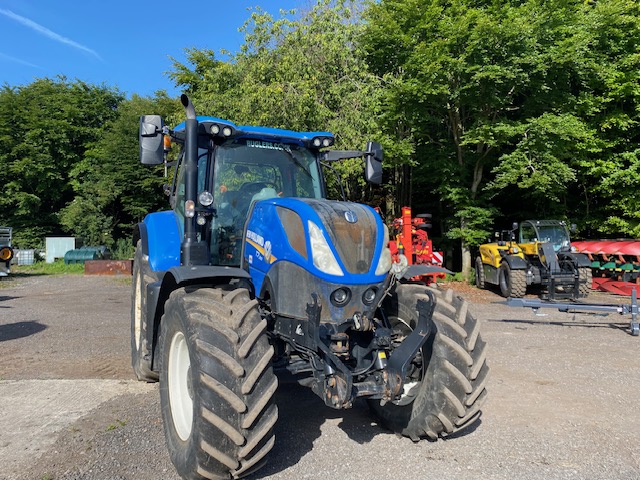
[475, 257, 486, 289]
[369, 284, 489, 441]
[131, 240, 159, 382]
[159, 286, 278, 480]
[499, 262, 526, 298]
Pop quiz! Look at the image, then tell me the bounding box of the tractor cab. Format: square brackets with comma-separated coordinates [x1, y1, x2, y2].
[139, 109, 382, 269]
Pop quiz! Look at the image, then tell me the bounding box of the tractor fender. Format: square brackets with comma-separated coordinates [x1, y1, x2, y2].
[502, 255, 528, 270]
[132, 222, 148, 255]
[558, 251, 591, 268]
[146, 265, 253, 371]
[137, 211, 182, 272]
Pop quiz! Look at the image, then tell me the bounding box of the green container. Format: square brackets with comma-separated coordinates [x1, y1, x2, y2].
[63, 247, 102, 264]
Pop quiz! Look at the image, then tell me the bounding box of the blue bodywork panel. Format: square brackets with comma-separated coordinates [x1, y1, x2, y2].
[174, 116, 333, 146]
[244, 197, 387, 296]
[144, 211, 181, 272]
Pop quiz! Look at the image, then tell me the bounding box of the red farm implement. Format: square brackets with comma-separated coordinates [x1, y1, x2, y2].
[572, 240, 640, 295]
[387, 206, 445, 285]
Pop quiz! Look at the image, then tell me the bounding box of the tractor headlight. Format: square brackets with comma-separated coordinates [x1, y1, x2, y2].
[198, 190, 214, 207]
[362, 287, 377, 305]
[375, 248, 392, 275]
[331, 288, 351, 306]
[375, 224, 392, 275]
[308, 221, 343, 276]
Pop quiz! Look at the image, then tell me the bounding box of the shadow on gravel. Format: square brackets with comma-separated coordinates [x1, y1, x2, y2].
[249, 378, 482, 478]
[494, 317, 629, 332]
[248, 382, 388, 478]
[0, 320, 47, 341]
[0, 295, 19, 306]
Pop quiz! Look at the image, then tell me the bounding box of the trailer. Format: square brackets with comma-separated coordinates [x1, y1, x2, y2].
[0, 227, 14, 277]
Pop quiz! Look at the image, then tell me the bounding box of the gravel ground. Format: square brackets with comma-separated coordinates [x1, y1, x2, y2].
[1, 273, 639, 480]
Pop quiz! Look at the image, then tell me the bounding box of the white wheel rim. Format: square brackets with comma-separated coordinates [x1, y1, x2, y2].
[133, 272, 142, 350]
[168, 331, 193, 441]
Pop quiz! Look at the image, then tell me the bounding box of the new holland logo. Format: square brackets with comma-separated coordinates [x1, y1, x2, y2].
[344, 210, 358, 223]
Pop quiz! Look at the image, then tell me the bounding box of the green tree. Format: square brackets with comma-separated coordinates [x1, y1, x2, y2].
[169, 0, 386, 205]
[364, 0, 547, 274]
[363, 0, 640, 275]
[0, 77, 123, 247]
[60, 93, 181, 247]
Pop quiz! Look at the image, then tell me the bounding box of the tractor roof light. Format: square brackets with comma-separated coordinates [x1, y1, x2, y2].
[222, 126, 233, 137]
[312, 136, 334, 148]
[210, 124, 220, 134]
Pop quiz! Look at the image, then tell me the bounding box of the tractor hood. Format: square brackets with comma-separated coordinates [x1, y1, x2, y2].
[243, 197, 390, 299]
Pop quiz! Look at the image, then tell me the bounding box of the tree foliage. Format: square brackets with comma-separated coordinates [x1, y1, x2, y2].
[169, 0, 385, 204]
[0, 77, 123, 247]
[363, 0, 640, 273]
[59, 93, 181, 247]
[1, 0, 640, 272]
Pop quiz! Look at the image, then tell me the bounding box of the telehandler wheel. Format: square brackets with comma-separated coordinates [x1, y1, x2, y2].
[159, 286, 278, 480]
[499, 262, 526, 298]
[369, 284, 489, 441]
[579, 267, 592, 297]
[475, 257, 485, 289]
[131, 240, 159, 382]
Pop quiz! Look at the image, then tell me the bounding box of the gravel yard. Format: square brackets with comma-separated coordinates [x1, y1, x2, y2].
[1, 274, 638, 480]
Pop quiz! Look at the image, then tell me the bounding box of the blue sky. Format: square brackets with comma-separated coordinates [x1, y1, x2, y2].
[0, 1, 303, 97]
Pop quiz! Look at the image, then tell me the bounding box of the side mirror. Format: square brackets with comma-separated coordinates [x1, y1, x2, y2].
[365, 141, 383, 185]
[570, 223, 577, 232]
[139, 115, 164, 165]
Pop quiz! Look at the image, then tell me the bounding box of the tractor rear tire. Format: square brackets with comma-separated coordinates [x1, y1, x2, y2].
[475, 257, 486, 289]
[369, 284, 488, 441]
[159, 286, 278, 480]
[499, 263, 526, 298]
[131, 240, 159, 382]
[579, 267, 592, 297]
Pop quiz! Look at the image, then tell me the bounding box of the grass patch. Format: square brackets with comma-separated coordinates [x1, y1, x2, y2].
[106, 419, 128, 431]
[13, 260, 85, 276]
[445, 271, 472, 283]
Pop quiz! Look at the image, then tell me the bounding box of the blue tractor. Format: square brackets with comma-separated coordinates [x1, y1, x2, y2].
[132, 95, 488, 479]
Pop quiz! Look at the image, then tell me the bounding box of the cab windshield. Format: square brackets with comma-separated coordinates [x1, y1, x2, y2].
[537, 225, 571, 251]
[210, 138, 323, 265]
